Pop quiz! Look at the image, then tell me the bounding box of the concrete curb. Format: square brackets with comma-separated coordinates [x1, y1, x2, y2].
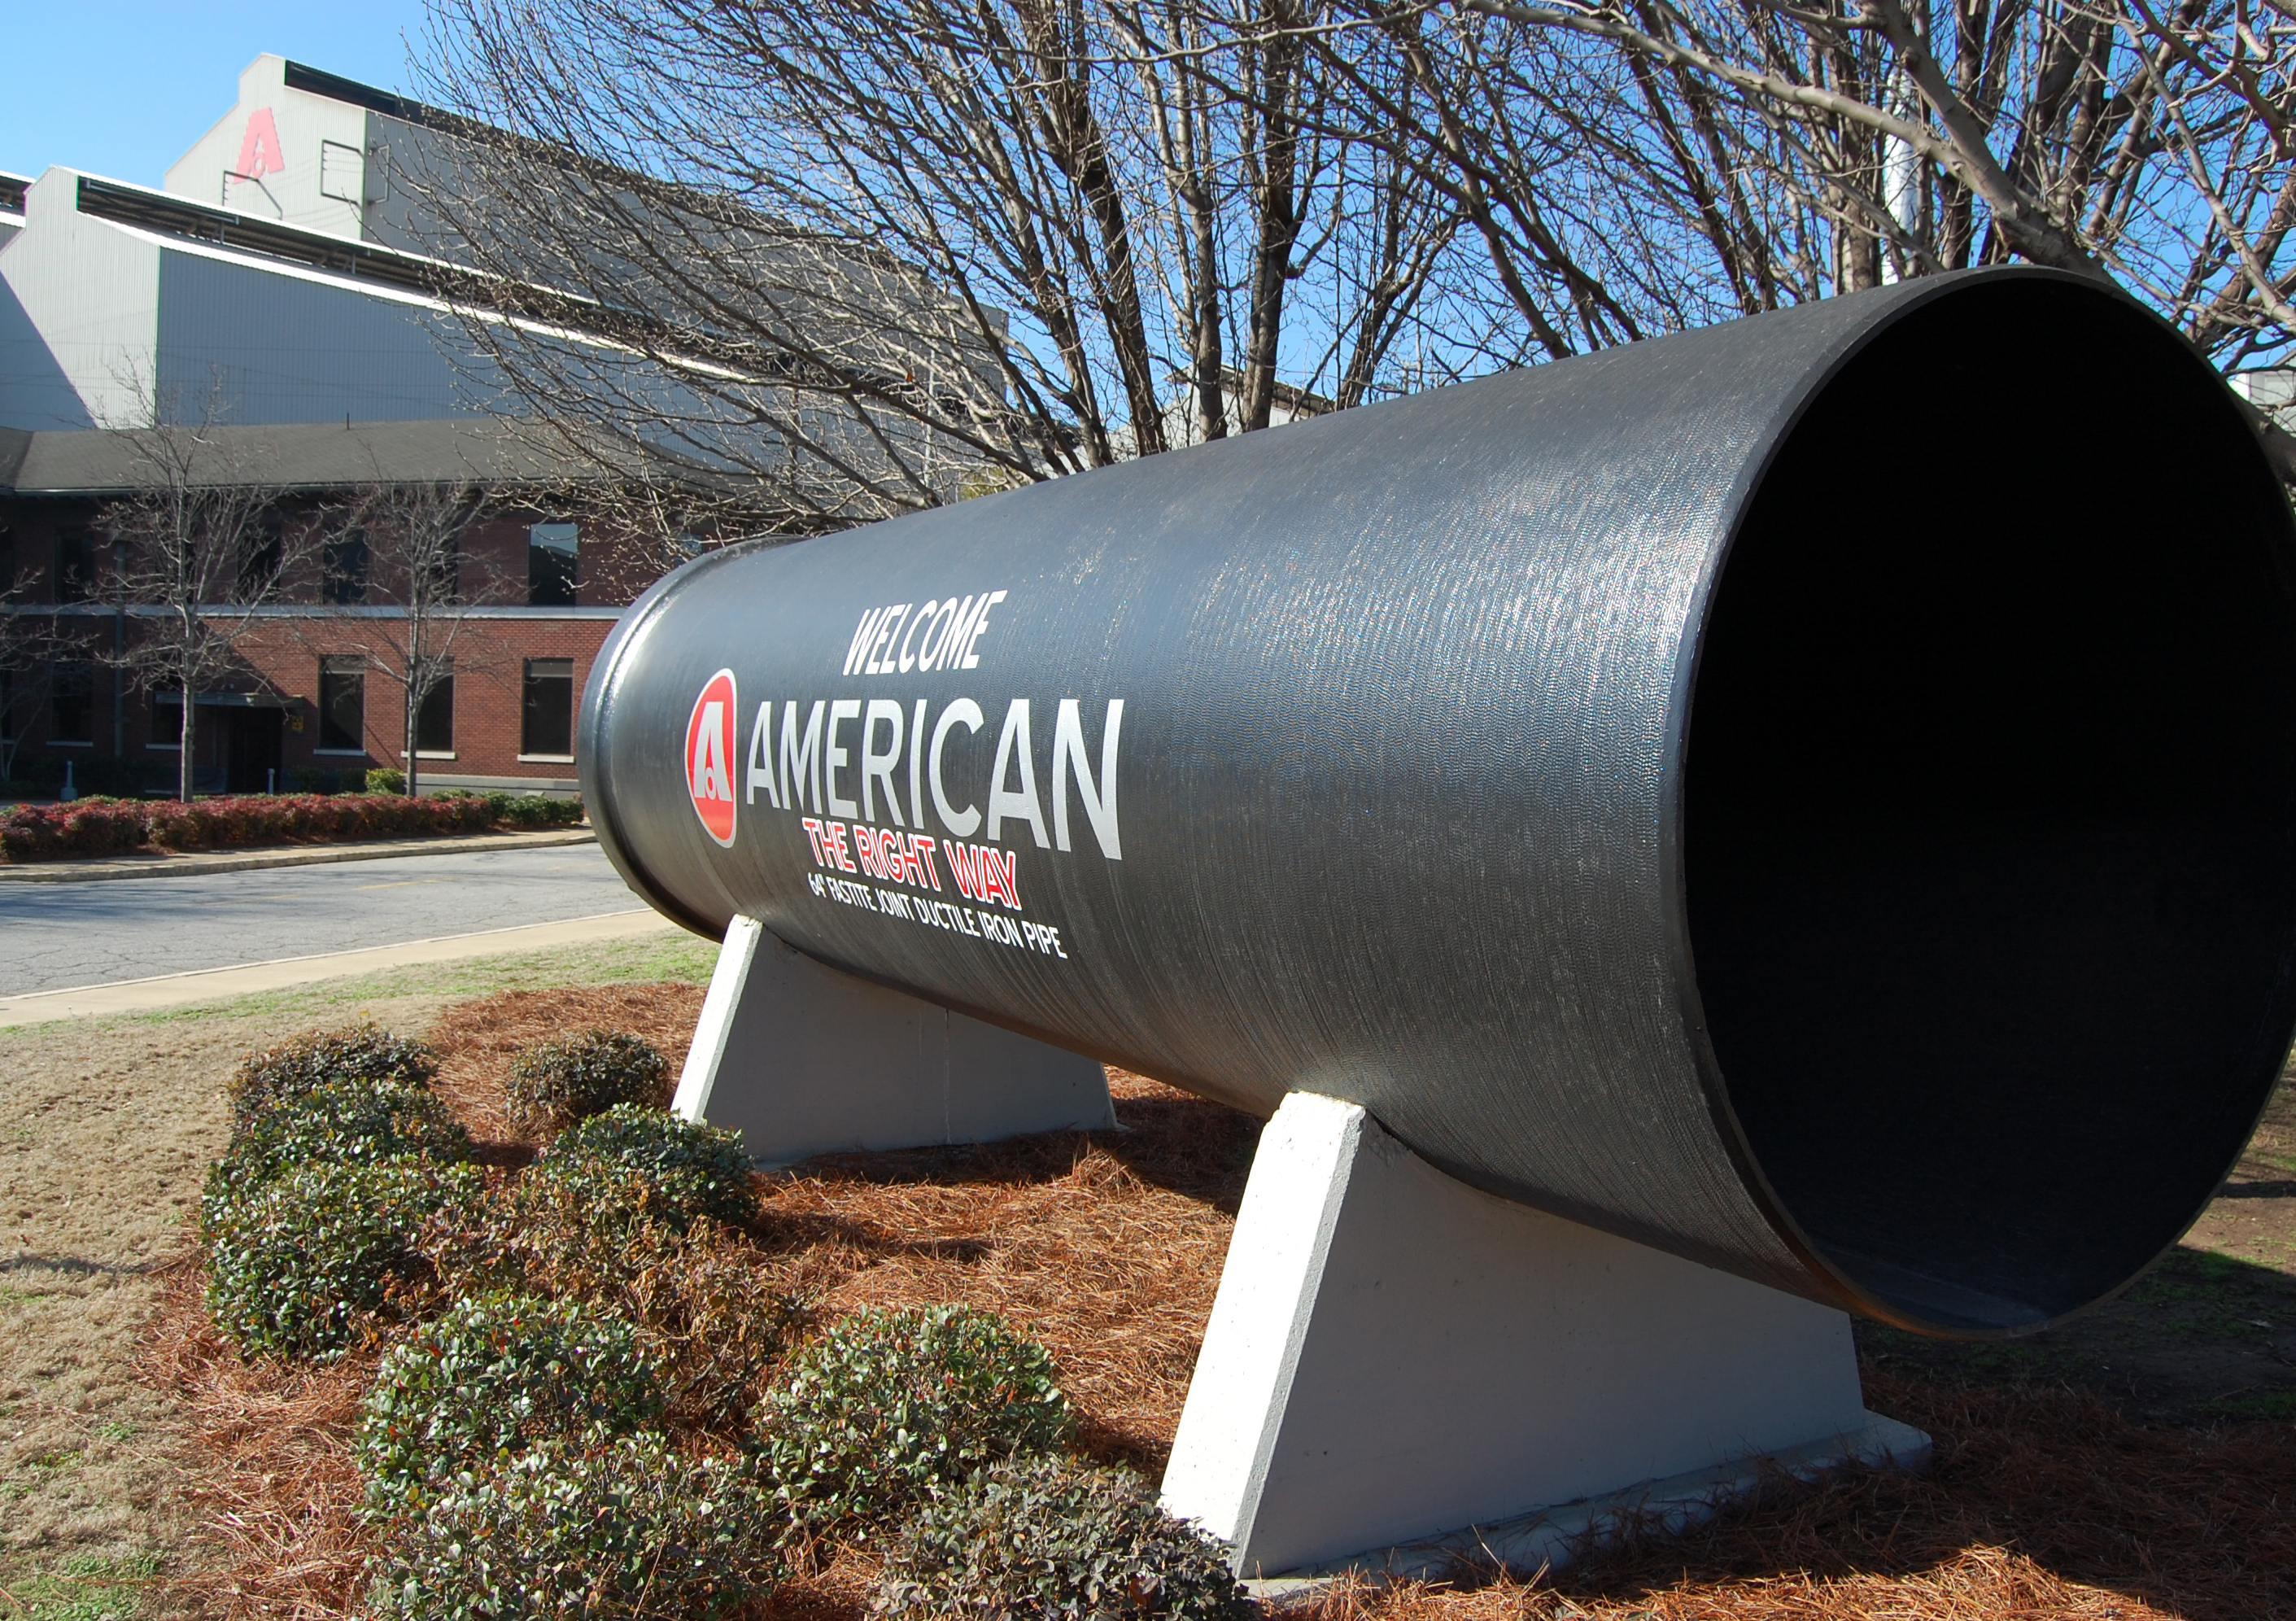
[0, 907, 684, 1026]
[0, 828, 596, 883]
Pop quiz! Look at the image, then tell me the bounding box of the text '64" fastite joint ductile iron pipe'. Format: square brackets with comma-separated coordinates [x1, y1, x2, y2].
[583, 266, 2296, 1341]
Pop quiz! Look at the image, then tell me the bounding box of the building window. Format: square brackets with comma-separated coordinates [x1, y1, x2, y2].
[522, 658, 574, 758]
[528, 523, 578, 607]
[55, 530, 94, 604]
[417, 534, 461, 599]
[324, 526, 370, 605]
[235, 516, 285, 601]
[415, 665, 454, 754]
[50, 661, 93, 743]
[151, 687, 183, 747]
[318, 657, 366, 753]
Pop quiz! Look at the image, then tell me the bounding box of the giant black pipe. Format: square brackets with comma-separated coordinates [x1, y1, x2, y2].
[581, 268, 2296, 1338]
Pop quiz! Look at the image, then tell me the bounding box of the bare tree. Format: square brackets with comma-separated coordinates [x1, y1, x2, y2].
[404, 0, 2296, 512]
[321, 480, 507, 798]
[94, 409, 302, 802]
[396, 0, 1472, 526]
[1291, 0, 2296, 470]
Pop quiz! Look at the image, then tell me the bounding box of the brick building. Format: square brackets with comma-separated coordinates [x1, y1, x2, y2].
[0, 58, 861, 799]
[0, 54, 1003, 800]
[0, 418, 655, 796]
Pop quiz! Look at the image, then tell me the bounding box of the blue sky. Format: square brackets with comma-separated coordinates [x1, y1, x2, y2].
[0, 3, 430, 186]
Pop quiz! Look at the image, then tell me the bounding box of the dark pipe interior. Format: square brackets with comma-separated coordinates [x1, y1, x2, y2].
[1686, 279, 2296, 1336]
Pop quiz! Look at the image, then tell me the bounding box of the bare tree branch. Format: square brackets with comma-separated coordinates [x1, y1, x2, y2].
[93, 381, 303, 802]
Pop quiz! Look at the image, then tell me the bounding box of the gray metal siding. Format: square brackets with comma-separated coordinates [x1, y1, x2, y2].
[155, 248, 499, 424]
[0, 274, 94, 430]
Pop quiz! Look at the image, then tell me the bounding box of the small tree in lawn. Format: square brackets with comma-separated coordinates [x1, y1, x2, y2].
[332, 479, 504, 799]
[97, 405, 303, 802]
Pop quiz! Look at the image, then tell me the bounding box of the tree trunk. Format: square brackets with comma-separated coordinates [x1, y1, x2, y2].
[404, 676, 421, 798]
[179, 678, 195, 802]
[1242, 13, 1309, 434]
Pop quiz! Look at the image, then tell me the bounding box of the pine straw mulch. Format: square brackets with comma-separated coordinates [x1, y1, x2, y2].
[140, 982, 2296, 1621]
[425, 982, 710, 1151]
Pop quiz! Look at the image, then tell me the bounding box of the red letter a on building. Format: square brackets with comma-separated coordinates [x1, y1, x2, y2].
[236, 109, 286, 179]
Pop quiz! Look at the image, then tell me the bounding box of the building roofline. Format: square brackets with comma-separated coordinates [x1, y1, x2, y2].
[281, 59, 465, 131]
[276, 59, 747, 233]
[271, 59, 914, 286]
[75, 174, 482, 304]
[65, 173, 826, 387]
[0, 418, 666, 499]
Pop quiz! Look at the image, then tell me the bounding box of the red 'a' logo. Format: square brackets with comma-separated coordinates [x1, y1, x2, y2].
[685, 670, 738, 848]
[236, 109, 286, 179]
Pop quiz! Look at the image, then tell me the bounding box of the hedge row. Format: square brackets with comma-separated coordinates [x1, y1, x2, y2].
[0, 791, 580, 863]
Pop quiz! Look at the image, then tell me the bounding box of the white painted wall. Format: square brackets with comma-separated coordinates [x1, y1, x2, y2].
[164, 55, 371, 241]
[0, 171, 160, 429]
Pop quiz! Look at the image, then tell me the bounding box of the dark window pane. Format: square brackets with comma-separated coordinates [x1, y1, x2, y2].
[324, 526, 369, 605]
[55, 530, 94, 604]
[152, 686, 182, 744]
[235, 517, 285, 601]
[319, 656, 365, 752]
[415, 669, 454, 754]
[50, 661, 93, 742]
[522, 658, 574, 757]
[527, 523, 578, 607]
[427, 535, 461, 598]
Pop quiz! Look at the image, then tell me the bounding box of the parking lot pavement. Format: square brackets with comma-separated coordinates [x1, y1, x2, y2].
[1, 841, 645, 997]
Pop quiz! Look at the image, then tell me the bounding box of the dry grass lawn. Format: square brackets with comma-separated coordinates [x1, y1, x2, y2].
[8, 950, 2296, 1619]
[0, 993, 464, 1616]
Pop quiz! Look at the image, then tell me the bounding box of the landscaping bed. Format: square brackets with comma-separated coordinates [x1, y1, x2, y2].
[0, 793, 583, 864]
[10, 971, 2296, 1619]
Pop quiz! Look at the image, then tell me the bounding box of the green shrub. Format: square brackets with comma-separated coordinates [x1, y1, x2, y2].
[226, 1024, 439, 1135]
[369, 767, 407, 794]
[505, 1032, 671, 1139]
[426, 1175, 802, 1431]
[762, 1304, 1072, 1529]
[203, 1159, 484, 1358]
[209, 1081, 472, 1199]
[526, 1106, 753, 1233]
[482, 790, 586, 828]
[356, 1293, 663, 1517]
[880, 1454, 1251, 1620]
[368, 1432, 780, 1620]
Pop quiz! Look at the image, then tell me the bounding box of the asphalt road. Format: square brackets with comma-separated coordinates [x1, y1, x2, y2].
[0, 843, 645, 997]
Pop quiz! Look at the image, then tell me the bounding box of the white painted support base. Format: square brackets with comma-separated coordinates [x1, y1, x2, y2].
[673, 916, 1115, 1168]
[1162, 1093, 1929, 1579]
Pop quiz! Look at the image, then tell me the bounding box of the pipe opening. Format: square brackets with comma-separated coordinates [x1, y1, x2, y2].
[1686, 278, 2296, 1335]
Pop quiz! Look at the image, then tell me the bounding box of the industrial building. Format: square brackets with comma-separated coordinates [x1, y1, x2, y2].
[0, 57, 762, 796]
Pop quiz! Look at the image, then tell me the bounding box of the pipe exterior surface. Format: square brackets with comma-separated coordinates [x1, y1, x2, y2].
[583, 269, 2296, 1337]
